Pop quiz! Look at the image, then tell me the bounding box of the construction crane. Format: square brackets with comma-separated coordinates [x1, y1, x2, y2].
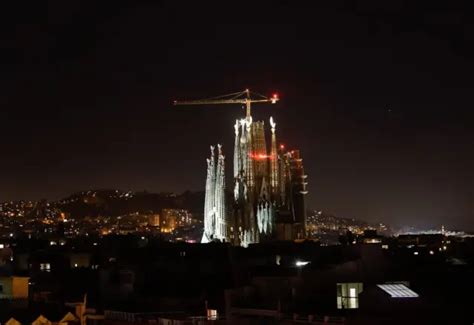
[173, 89, 279, 118]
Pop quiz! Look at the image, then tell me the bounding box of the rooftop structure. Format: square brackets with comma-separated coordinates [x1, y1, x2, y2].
[377, 284, 419, 298]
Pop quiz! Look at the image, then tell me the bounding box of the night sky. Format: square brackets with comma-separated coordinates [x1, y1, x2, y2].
[1, 2, 473, 230]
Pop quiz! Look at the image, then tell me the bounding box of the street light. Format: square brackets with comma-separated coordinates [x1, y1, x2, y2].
[295, 260, 310, 267]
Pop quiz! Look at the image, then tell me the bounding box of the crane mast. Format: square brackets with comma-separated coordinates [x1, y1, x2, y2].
[173, 89, 279, 118]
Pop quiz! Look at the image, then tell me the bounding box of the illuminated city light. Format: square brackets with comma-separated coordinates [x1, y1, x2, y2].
[365, 238, 382, 244]
[295, 260, 310, 267]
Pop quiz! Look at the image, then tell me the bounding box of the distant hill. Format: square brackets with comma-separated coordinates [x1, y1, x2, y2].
[55, 189, 205, 219]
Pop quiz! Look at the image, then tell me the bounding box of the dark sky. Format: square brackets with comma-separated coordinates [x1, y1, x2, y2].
[1, 1, 473, 230]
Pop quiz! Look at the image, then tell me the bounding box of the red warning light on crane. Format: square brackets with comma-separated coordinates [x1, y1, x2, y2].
[271, 93, 279, 104]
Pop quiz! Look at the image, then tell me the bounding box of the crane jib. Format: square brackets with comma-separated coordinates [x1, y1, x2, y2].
[173, 89, 279, 117]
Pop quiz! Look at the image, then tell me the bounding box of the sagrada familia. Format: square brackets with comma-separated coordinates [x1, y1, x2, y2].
[202, 109, 308, 246]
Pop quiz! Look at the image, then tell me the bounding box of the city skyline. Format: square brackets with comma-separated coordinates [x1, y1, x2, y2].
[1, 2, 473, 231]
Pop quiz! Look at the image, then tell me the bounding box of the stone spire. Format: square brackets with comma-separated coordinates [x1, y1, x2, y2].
[202, 145, 216, 243]
[269, 117, 279, 199]
[214, 144, 226, 241]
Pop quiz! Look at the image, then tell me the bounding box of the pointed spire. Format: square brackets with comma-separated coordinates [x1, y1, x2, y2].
[270, 116, 276, 133]
[270, 117, 279, 198]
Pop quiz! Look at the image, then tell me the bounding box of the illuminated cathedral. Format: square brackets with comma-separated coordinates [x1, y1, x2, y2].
[202, 112, 308, 246]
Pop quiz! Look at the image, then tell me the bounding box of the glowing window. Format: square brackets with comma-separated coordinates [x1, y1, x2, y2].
[207, 309, 217, 320]
[40, 263, 51, 272]
[337, 283, 363, 309]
